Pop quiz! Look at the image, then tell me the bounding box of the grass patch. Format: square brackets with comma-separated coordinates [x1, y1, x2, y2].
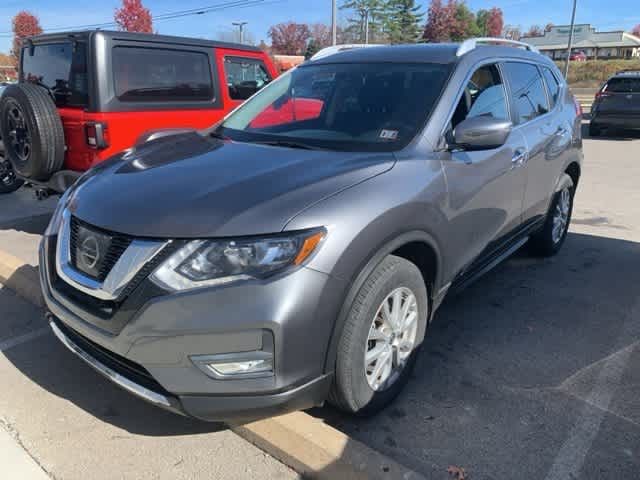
[556, 60, 640, 88]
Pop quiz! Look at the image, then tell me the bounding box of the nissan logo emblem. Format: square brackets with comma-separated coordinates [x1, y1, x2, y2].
[79, 235, 100, 270]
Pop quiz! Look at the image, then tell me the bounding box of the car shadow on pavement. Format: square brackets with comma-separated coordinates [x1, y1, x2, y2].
[310, 231, 640, 479]
[0, 213, 52, 235]
[581, 123, 640, 141]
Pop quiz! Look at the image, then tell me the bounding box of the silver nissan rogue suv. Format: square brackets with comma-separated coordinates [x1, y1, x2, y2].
[40, 39, 583, 421]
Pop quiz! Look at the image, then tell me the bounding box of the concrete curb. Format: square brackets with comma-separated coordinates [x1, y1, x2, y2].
[0, 250, 43, 308]
[0, 248, 423, 479]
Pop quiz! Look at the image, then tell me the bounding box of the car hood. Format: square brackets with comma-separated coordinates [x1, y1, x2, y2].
[68, 132, 395, 238]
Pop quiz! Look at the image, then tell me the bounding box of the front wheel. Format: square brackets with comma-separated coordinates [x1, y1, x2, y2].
[529, 184, 574, 256]
[328, 255, 428, 416]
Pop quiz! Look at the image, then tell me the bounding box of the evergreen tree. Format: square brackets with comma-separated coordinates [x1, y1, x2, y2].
[385, 0, 424, 43]
[476, 8, 489, 36]
[305, 39, 319, 59]
[340, 0, 387, 43]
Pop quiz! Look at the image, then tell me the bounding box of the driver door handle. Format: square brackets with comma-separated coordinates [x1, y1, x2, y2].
[511, 148, 528, 169]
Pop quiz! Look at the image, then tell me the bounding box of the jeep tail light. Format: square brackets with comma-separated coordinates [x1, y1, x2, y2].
[85, 122, 109, 149]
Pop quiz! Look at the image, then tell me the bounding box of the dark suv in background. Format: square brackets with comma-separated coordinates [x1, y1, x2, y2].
[590, 70, 640, 136]
[41, 39, 583, 421]
[0, 30, 277, 195]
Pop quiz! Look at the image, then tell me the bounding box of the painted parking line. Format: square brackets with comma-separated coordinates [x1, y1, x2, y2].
[0, 327, 49, 353]
[544, 297, 640, 480]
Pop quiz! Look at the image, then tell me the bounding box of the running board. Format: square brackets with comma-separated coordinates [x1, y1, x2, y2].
[451, 236, 529, 293]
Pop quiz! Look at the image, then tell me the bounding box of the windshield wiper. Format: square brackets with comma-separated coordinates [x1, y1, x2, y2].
[254, 140, 323, 151]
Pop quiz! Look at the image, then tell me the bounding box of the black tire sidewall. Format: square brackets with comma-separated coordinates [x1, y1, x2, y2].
[0, 158, 24, 193]
[336, 256, 428, 416]
[531, 186, 574, 256]
[0, 84, 65, 181]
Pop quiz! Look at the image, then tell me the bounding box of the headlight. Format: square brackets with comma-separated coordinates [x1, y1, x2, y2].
[151, 229, 325, 291]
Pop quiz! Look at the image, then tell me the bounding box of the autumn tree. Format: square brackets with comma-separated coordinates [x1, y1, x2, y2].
[309, 23, 332, 48]
[544, 22, 554, 32]
[450, 1, 480, 41]
[11, 11, 43, 63]
[422, 0, 453, 42]
[114, 0, 153, 33]
[632, 24, 640, 37]
[525, 25, 543, 38]
[268, 22, 311, 55]
[486, 7, 504, 37]
[385, 0, 423, 43]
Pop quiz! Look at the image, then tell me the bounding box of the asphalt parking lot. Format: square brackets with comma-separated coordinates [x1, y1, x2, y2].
[316, 129, 640, 479]
[0, 130, 639, 479]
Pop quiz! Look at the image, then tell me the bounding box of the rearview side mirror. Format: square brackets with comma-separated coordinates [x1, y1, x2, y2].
[450, 116, 512, 151]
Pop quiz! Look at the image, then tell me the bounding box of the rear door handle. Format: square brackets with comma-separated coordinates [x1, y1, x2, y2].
[511, 148, 527, 168]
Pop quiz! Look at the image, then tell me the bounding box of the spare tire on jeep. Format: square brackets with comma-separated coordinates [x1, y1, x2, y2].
[0, 83, 65, 181]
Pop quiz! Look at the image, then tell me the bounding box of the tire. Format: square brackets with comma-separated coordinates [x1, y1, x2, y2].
[589, 123, 602, 137]
[0, 84, 65, 181]
[328, 255, 428, 416]
[0, 155, 24, 194]
[529, 183, 574, 257]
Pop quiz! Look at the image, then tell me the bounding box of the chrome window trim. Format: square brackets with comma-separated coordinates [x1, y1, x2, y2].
[55, 209, 168, 300]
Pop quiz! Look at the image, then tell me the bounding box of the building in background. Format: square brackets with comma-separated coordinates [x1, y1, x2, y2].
[0, 65, 17, 82]
[522, 24, 640, 60]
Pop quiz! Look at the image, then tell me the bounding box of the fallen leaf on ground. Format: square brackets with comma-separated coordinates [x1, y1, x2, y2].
[447, 465, 467, 480]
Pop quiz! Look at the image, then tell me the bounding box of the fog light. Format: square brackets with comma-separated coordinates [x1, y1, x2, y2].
[192, 351, 274, 379]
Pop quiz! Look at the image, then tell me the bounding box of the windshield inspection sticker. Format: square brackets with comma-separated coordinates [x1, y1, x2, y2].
[379, 129, 399, 140]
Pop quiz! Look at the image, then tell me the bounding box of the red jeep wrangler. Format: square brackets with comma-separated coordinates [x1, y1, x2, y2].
[0, 30, 277, 196]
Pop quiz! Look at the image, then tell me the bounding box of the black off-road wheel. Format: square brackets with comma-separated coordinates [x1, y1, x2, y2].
[0, 84, 65, 181]
[0, 155, 24, 194]
[328, 255, 429, 416]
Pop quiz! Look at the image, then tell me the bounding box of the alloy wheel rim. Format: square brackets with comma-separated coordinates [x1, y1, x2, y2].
[552, 187, 571, 244]
[0, 160, 18, 187]
[365, 287, 419, 391]
[4, 100, 31, 163]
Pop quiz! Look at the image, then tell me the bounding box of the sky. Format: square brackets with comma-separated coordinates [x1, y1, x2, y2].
[1, 0, 639, 54]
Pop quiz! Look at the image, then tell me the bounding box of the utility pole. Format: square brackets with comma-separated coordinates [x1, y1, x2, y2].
[363, 9, 370, 44]
[331, 0, 337, 45]
[232, 21, 248, 44]
[564, 0, 577, 79]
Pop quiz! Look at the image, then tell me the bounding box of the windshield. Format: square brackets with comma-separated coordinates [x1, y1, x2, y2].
[21, 42, 88, 107]
[218, 62, 451, 152]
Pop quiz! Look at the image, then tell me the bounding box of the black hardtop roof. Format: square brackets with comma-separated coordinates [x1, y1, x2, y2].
[307, 42, 550, 66]
[27, 29, 261, 52]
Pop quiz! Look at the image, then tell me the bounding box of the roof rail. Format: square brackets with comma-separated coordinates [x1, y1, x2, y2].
[310, 43, 384, 61]
[456, 37, 539, 57]
[616, 69, 640, 75]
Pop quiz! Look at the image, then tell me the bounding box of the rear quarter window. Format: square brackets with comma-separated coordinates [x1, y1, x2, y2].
[21, 41, 88, 107]
[112, 46, 214, 102]
[542, 67, 561, 108]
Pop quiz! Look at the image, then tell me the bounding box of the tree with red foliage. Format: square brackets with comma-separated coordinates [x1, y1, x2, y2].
[115, 0, 153, 33]
[11, 11, 43, 63]
[268, 22, 311, 55]
[486, 7, 503, 37]
[632, 24, 640, 37]
[525, 25, 543, 38]
[309, 23, 332, 49]
[422, 0, 454, 42]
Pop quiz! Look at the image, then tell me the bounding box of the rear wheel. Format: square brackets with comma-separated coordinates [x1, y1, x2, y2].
[529, 184, 574, 257]
[329, 255, 428, 416]
[0, 84, 65, 181]
[589, 123, 602, 137]
[0, 156, 24, 194]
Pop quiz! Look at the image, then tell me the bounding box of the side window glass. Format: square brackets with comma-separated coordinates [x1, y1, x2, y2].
[542, 67, 561, 109]
[225, 57, 272, 100]
[451, 64, 508, 128]
[503, 62, 549, 124]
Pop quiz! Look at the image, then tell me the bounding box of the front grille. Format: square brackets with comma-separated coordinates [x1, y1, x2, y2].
[51, 316, 170, 396]
[70, 216, 133, 281]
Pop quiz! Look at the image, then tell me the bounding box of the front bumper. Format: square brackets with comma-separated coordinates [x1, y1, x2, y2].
[40, 234, 344, 421]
